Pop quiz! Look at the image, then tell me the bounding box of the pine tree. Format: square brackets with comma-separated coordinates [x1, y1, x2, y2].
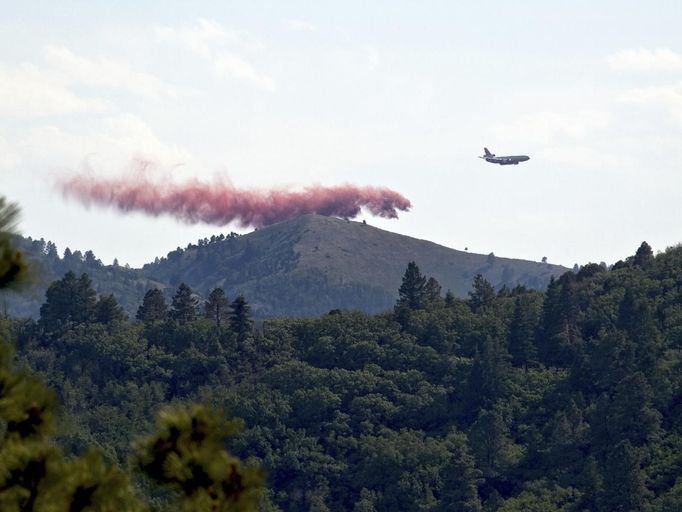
[469, 409, 515, 479]
[38, 271, 97, 334]
[394, 262, 428, 327]
[95, 294, 127, 323]
[617, 288, 661, 372]
[230, 295, 253, 339]
[84, 249, 100, 267]
[0, 196, 264, 511]
[75, 273, 97, 318]
[205, 287, 230, 328]
[396, 262, 427, 310]
[423, 277, 443, 306]
[633, 241, 654, 268]
[600, 440, 649, 511]
[590, 372, 661, 451]
[0, 366, 146, 511]
[0, 198, 28, 289]
[0, 203, 145, 511]
[170, 283, 198, 322]
[439, 431, 483, 511]
[353, 488, 379, 511]
[467, 335, 512, 410]
[468, 274, 495, 312]
[135, 404, 263, 511]
[136, 288, 168, 323]
[538, 274, 580, 366]
[508, 295, 539, 366]
[45, 241, 58, 259]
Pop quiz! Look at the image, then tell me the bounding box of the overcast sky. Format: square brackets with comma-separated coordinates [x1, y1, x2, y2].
[2, 1, 682, 267]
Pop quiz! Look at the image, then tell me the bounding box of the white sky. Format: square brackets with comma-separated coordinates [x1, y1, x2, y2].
[2, 1, 682, 267]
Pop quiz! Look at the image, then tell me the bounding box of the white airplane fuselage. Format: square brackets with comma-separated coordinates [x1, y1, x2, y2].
[483, 155, 530, 165]
[480, 148, 530, 165]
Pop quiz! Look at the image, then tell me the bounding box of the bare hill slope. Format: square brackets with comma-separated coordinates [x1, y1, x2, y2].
[142, 214, 567, 316]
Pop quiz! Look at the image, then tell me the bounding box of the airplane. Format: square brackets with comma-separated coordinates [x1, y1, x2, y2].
[479, 147, 530, 165]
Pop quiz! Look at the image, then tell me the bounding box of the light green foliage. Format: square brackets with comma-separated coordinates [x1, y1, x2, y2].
[0, 337, 145, 511]
[649, 478, 682, 512]
[135, 404, 263, 512]
[497, 481, 580, 512]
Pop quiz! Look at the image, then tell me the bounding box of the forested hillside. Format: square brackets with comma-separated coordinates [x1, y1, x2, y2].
[3, 240, 681, 511]
[0, 200, 263, 511]
[6, 214, 566, 319]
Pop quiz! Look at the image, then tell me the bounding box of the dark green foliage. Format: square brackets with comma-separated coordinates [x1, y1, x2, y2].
[136, 288, 168, 323]
[0, 208, 146, 511]
[96, 293, 127, 323]
[538, 274, 581, 366]
[423, 277, 443, 306]
[466, 336, 512, 411]
[0, 198, 263, 511]
[469, 409, 519, 480]
[600, 441, 649, 511]
[507, 294, 540, 366]
[170, 283, 199, 322]
[590, 372, 661, 452]
[394, 262, 445, 327]
[634, 241, 654, 268]
[230, 295, 253, 339]
[575, 262, 604, 281]
[649, 478, 682, 511]
[205, 287, 230, 328]
[438, 431, 483, 511]
[396, 261, 427, 311]
[3, 237, 682, 511]
[38, 271, 97, 334]
[468, 274, 495, 312]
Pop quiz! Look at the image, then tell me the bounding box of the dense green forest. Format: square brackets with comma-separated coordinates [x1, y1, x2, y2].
[2, 233, 681, 510]
[0, 199, 263, 511]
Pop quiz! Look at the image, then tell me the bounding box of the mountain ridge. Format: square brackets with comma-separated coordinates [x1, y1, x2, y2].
[6, 214, 568, 318]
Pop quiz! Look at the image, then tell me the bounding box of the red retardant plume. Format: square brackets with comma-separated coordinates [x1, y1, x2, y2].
[59, 172, 412, 228]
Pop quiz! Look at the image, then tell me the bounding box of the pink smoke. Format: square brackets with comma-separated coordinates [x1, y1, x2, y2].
[59, 171, 412, 228]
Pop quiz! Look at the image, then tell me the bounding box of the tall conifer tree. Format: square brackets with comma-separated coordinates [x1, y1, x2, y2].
[205, 287, 229, 328]
[137, 288, 168, 323]
[170, 283, 198, 322]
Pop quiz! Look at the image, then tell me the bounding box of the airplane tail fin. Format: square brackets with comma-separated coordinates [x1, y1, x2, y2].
[484, 147, 493, 157]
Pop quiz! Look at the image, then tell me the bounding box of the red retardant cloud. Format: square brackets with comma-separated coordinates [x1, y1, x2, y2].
[59, 172, 412, 228]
